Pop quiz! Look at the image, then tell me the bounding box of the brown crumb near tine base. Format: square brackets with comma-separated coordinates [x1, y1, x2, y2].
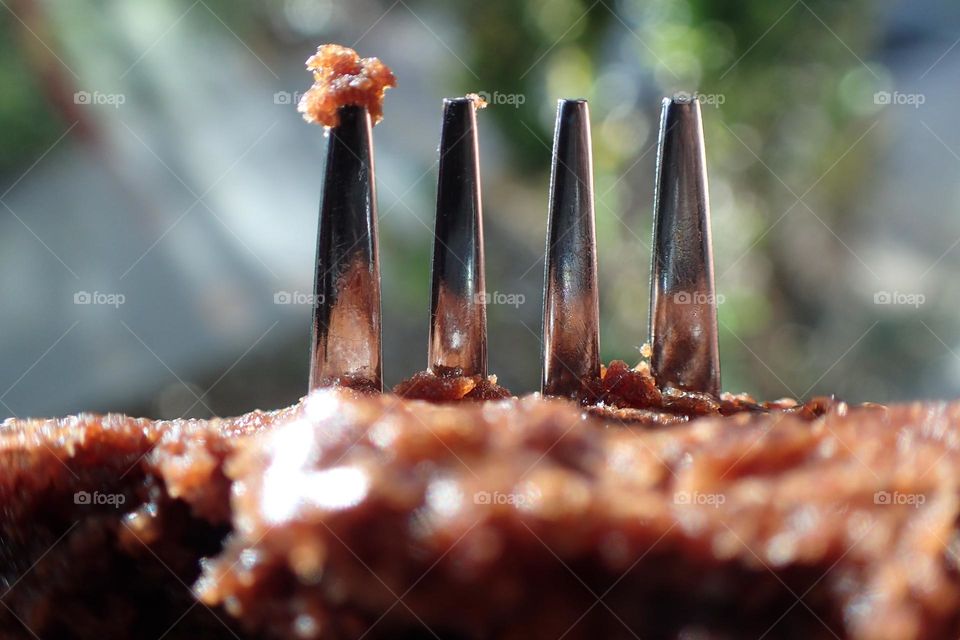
[393, 369, 512, 401]
[297, 44, 396, 128]
[309, 374, 382, 395]
[595, 359, 839, 422]
[392, 360, 838, 422]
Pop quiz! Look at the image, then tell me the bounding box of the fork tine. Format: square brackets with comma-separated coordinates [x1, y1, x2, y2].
[648, 96, 721, 396]
[541, 99, 600, 398]
[309, 104, 382, 391]
[428, 97, 488, 377]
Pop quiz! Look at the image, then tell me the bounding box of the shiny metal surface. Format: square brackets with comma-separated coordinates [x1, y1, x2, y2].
[648, 97, 721, 396]
[309, 105, 382, 391]
[541, 99, 600, 398]
[428, 97, 488, 376]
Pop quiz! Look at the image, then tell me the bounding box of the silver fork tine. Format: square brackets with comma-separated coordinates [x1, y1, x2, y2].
[648, 96, 721, 396]
[309, 104, 382, 391]
[428, 97, 488, 377]
[541, 99, 600, 398]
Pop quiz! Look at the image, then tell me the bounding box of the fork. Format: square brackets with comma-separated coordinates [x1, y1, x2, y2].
[308, 96, 721, 398]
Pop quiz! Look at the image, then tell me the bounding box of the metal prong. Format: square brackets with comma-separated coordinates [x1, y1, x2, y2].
[541, 99, 600, 398]
[428, 97, 487, 376]
[648, 96, 721, 396]
[309, 105, 382, 391]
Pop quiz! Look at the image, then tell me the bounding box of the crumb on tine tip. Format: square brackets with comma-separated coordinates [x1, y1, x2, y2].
[464, 93, 488, 110]
[297, 44, 397, 128]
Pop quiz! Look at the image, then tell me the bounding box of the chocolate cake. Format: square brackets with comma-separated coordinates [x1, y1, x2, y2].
[2, 373, 957, 640]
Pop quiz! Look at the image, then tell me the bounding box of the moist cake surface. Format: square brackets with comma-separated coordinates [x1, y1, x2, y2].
[2, 375, 958, 640]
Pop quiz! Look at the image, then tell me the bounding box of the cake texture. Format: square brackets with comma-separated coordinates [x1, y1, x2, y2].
[297, 44, 396, 128]
[1, 368, 957, 640]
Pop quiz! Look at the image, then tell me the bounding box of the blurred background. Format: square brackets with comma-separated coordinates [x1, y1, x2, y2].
[1, 0, 958, 419]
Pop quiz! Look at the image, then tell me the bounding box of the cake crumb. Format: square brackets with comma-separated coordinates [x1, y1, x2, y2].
[464, 92, 488, 110]
[297, 44, 396, 128]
